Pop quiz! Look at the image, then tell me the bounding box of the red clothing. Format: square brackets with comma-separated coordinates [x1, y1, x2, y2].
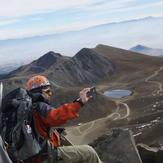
[33, 102, 81, 147]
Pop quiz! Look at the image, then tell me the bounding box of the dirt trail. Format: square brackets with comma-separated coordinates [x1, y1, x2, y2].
[66, 100, 130, 144]
[145, 66, 163, 94]
[118, 102, 130, 119]
[77, 101, 130, 134]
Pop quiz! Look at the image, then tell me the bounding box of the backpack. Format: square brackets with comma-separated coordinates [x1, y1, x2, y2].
[0, 88, 42, 162]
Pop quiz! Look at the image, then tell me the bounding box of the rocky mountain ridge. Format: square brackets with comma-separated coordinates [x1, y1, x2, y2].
[4, 48, 115, 87]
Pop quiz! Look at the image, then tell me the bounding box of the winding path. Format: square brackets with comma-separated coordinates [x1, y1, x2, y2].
[72, 100, 130, 136]
[118, 102, 130, 119]
[145, 66, 163, 94]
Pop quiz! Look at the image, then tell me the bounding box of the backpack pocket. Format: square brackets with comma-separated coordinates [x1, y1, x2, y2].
[16, 122, 41, 160]
[8, 122, 41, 161]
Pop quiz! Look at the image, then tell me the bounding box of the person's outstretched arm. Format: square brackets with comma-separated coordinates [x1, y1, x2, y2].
[36, 88, 92, 127]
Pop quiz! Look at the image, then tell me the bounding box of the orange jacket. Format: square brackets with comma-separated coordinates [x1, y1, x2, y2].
[33, 101, 81, 147]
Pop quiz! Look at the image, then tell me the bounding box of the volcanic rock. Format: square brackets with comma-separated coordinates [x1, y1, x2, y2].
[90, 129, 142, 163]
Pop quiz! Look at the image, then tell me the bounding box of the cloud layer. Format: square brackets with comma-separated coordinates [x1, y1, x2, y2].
[0, 0, 163, 40]
[0, 0, 96, 17]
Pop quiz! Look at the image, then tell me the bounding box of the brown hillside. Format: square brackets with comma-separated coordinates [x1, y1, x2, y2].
[65, 45, 163, 149]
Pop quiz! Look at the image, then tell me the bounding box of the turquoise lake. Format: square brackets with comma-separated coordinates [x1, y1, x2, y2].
[104, 89, 132, 98]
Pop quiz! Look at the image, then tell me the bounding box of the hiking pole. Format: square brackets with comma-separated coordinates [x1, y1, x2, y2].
[0, 82, 3, 110]
[0, 82, 3, 125]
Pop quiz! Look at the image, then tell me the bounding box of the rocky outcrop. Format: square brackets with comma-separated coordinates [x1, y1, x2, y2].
[72, 48, 115, 84]
[90, 129, 142, 163]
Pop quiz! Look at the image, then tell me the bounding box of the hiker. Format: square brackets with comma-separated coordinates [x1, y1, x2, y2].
[0, 136, 12, 163]
[26, 75, 102, 163]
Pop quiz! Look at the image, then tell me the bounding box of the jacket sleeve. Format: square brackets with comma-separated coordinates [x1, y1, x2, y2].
[41, 102, 81, 127]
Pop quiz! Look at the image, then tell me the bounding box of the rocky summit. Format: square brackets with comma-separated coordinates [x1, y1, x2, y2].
[91, 129, 142, 163]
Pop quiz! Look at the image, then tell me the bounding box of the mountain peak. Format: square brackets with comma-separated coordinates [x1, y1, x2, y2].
[130, 45, 151, 51]
[75, 48, 94, 55]
[42, 51, 62, 58]
[34, 51, 62, 69]
[95, 44, 120, 51]
[130, 45, 163, 56]
[74, 48, 100, 60]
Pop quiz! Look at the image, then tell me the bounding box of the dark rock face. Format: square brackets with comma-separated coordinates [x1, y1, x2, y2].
[27, 51, 62, 73]
[48, 48, 115, 86]
[72, 48, 115, 83]
[91, 129, 142, 163]
[34, 51, 61, 69]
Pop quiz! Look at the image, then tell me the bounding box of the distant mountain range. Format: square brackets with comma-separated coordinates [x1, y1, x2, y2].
[130, 45, 163, 56]
[0, 63, 21, 74]
[1, 43, 162, 75]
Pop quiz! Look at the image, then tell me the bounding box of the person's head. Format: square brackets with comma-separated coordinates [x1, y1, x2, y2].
[26, 75, 52, 99]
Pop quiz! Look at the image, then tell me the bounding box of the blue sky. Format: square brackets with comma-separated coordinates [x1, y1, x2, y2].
[0, 0, 163, 40]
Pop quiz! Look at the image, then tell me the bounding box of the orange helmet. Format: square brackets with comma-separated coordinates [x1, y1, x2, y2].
[26, 75, 50, 91]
